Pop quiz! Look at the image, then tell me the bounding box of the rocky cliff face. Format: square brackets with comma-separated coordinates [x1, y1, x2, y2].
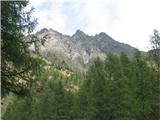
[32, 28, 136, 72]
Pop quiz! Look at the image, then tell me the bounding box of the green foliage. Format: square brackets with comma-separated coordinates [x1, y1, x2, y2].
[3, 50, 160, 120]
[2, 1, 159, 119]
[1, 1, 44, 97]
[3, 97, 32, 120]
[2, 9, 160, 119]
[149, 29, 160, 77]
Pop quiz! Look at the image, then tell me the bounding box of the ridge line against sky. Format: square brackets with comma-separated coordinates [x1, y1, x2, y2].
[28, 0, 160, 51]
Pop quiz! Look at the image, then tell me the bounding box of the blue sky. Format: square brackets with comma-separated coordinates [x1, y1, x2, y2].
[29, 0, 160, 51]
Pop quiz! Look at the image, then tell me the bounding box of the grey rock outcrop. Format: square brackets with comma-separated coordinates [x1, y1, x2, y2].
[32, 28, 136, 72]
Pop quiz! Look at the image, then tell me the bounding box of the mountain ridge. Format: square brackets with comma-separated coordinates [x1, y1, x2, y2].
[31, 28, 136, 72]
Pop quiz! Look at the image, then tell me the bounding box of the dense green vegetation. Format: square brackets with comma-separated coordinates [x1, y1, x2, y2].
[3, 50, 160, 120]
[2, 1, 160, 120]
[1, 1, 44, 97]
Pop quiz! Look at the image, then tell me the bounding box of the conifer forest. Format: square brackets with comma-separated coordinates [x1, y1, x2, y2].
[1, 1, 160, 120]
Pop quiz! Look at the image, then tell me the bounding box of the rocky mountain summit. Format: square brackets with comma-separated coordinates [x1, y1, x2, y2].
[31, 28, 136, 72]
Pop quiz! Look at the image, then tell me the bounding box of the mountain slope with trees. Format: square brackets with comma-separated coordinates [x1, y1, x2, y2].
[3, 50, 160, 120]
[30, 28, 136, 72]
[1, 1, 160, 120]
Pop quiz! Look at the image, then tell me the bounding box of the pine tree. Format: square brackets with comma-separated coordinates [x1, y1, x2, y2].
[33, 80, 73, 120]
[104, 54, 129, 120]
[75, 78, 92, 120]
[128, 50, 160, 120]
[86, 58, 107, 120]
[1, 1, 43, 97]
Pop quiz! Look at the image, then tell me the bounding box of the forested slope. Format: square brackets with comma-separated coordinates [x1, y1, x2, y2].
[1, 1, 160, 120]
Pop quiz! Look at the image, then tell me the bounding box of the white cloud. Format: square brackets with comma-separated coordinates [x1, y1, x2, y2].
[30, 2, 67, 33]
[112, 0, 160, 50]
[29, 0, 46, 8]
[81, 1, 119, 35]
[29, 0, 160, 51]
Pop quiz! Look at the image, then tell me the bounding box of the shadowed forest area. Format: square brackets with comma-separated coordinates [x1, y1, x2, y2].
[1, 1, 160, 120]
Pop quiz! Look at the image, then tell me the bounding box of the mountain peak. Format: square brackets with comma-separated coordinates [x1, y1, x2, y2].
[39, 28, 49, 33]
[99, 32, 108, 37]
[76, 29, 84, 33]
[73, 29, 85, 36]
[33, 28, 136, 72]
